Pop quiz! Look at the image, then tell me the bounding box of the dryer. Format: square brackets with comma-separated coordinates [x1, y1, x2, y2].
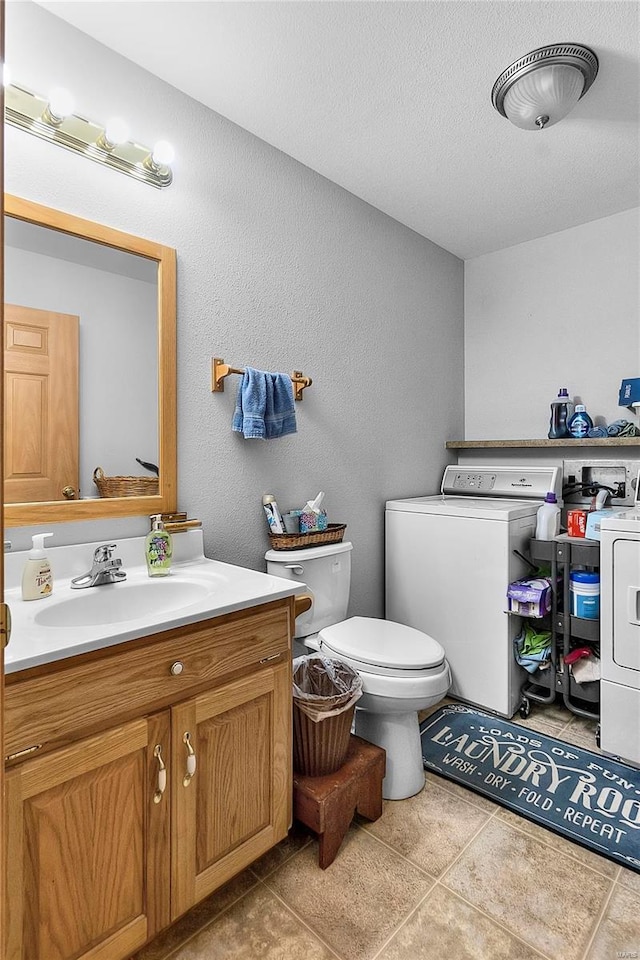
[600, 501, 640, 768]
[386, 464, 561, 718]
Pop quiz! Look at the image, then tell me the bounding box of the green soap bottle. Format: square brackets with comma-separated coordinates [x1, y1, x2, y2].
[146, 515, 173, 577]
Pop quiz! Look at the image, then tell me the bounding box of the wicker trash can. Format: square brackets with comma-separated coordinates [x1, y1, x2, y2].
[292, 654, 363, 777]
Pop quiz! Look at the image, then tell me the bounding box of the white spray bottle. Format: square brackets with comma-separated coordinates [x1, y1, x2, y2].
[21, 533, 54, 600]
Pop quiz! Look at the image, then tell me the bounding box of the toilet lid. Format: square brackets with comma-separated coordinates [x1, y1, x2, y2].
[318, 617, 445, 671]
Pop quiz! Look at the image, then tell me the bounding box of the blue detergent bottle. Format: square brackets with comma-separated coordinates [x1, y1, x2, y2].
[548, 388, 574, 439]
[568, 404, 593, 439]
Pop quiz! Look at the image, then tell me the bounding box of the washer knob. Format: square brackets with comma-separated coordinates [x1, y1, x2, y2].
[170, 661, 184, 676]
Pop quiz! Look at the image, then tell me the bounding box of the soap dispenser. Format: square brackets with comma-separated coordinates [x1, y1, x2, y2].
[146, 515, 173, 577]
[22, 533, 54, 600]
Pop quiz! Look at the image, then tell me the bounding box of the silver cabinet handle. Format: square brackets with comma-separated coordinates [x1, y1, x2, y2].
[183, 731, 196, 786]
[153, 744, 167, 804]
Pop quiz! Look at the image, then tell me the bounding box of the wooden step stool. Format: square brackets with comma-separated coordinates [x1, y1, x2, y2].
[293, 734, 386, 869]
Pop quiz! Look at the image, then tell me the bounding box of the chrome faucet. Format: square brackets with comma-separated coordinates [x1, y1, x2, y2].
[71, 544, 127, 589]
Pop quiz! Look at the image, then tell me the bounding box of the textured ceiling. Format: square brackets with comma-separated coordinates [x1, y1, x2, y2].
[34, 1, 640, 258]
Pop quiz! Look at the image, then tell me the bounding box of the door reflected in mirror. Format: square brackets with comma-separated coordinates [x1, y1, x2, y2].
[4, 195, 177, 527]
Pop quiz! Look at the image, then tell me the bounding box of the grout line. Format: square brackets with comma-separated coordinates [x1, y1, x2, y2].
[260, 878, 344, 960]
[578, 875, 617, 960]
[157, 877, 261, 960]
[368, 882, 436, 960]
[488, 808, 622, 881]
[351, 820, 441, 881]
[248, 835, 313, 882]
[436, 807, 501, 883]
[434, 882, 554, 960]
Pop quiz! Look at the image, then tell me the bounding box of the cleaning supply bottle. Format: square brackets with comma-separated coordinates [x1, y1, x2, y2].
[262, 494, 285, 534]
[21, 533, 54, 600]
[146, 515, 173, 577]
[535, 493, 561, 540]
[568, 404, 594, 439]
[548, 388, 574, 439]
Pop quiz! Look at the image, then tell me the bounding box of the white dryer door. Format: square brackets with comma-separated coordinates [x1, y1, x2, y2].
[613, 538, 640, 672]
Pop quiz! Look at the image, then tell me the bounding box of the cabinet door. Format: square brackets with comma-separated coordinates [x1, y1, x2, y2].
[5, 713, 171, 960]
[171, 660, 291, 919]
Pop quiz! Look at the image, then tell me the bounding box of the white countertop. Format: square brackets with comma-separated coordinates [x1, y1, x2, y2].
[5, 530, 305, 674]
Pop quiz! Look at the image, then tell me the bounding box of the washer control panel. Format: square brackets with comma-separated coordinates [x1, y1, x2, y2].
[450, 472, 496, 492]
[441, 465, 561, 500]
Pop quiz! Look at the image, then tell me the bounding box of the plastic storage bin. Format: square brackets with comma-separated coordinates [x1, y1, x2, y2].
[292, 654, 363, 777]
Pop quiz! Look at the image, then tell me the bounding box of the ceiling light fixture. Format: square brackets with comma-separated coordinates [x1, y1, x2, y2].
[5, 81, 174, 187]
[491, 44, 599, 130]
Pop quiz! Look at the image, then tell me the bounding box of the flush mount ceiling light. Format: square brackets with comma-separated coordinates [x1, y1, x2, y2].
[5, 82, 174, 187]
[491, 44, 599, 130]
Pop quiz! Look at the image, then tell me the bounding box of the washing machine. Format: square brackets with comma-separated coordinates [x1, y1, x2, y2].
[385, 464, 562, 718]
[600, 499, 640, 768]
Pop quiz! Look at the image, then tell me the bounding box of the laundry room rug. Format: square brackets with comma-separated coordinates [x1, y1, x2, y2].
[420, 703, 640, 873]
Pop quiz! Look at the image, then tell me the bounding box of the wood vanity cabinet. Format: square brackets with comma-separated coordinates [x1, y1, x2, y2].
[4, 598, 294, 960]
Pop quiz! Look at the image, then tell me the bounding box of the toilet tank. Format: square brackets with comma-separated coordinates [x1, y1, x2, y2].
[265, 541, 352, 639]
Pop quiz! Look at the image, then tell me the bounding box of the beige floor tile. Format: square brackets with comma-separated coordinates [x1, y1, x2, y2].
[377, 883, 546, 960]
[362, 777, 491, 876]
[513, 698, 574, 730]
[586, 884, 640, 959]
[511, 712, 569, 736]
[131, 870, 258, 960]
[250, 822, 313, 879]
[424, 770, 500, 813]
[495, 808, 619, 879]
[443, 819, 613, 960]
[265, 825, 434, 960]
[170, 883, 338, 960]
[617, 865, 640, 895]
[560, 714, 601, 752]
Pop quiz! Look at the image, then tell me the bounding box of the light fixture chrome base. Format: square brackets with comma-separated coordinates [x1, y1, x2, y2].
[5, 83, 173, 188]
[492, 44, 599, 119]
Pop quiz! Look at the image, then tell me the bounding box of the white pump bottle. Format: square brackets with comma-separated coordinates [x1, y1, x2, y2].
[21, 533, 54, 600]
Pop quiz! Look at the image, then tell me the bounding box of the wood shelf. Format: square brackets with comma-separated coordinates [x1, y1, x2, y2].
[446, 438, 640, 449]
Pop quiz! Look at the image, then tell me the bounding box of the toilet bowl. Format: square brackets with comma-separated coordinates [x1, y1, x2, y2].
[265, 542, 451, 800]
[318, 616, 451, 799]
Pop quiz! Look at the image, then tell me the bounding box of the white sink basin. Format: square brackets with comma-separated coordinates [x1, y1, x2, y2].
[34, 579, 211, 628]
[5, 530, 306, 674]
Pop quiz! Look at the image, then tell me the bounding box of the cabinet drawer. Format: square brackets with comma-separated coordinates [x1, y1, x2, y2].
[5, 600, 291, 759]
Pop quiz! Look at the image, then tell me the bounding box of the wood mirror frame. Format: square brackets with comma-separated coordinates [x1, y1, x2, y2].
[4, 194, 177, 527]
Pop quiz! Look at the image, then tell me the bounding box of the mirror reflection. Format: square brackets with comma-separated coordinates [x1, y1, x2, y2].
[3, 195, 177, 527]
[5, 217, 159, 503]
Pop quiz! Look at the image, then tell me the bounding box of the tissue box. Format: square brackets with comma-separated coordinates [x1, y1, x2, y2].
[299, 511, 328, 534]
[619, 378, 640, 407]
[507, 578, 552, 618]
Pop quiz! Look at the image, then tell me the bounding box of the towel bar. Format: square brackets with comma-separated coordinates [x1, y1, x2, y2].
[211, 357, 313, 401]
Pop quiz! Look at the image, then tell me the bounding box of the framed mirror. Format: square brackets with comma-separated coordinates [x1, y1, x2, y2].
[4, 194, 177, 527]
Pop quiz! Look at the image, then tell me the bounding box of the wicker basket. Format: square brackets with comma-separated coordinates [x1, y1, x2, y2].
[93, 466, 159, 498]
[268, 523, 346, 551]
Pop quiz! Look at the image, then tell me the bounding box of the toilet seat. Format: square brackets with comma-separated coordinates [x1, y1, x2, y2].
[318, 616, 445, 677]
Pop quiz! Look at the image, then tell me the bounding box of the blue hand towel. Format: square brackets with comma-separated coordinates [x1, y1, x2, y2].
[232, 368, 297, 440]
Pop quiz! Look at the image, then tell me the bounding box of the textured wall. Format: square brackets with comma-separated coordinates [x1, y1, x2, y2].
[6, 2, 464, 618]
[464, 208, 640, 441]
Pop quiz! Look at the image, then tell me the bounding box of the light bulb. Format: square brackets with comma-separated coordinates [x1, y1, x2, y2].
[151, 140, 175, 167]
[104, 117, 130, 146]
[46, 86, 75, 123]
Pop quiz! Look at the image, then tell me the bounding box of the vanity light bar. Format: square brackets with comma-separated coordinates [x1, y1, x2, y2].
[5, 83, 173, 189]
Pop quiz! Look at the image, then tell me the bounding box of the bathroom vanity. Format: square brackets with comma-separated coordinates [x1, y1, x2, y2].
[3, 535, 301, 960]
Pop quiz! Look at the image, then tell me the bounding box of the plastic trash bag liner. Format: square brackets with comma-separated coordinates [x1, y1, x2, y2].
[292, 653, 363, 722]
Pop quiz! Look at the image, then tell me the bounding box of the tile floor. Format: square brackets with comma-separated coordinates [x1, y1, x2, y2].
[133, 699, 640, 960]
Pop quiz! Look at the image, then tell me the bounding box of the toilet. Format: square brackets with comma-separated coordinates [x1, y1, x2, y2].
[266, 540, 451, 800]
